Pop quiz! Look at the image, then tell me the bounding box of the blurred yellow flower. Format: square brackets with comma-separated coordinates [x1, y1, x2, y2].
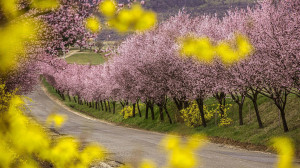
[139, 159, 157, 168]
[161, 135, 180, 151]
[186, 134, 207, 150]
[46, 113, 67, 128]
[0, 141, 16, 168]
[32, 0, 59, 10]
[180, 37, 215, 63]
[80, 143, 106, 165]
[0, 19, 38, 72]
[0, 0, 18, 18]
[161, 134, 206, 168]
[169, 148, 196, 168]
[216, 42, 239, 65]
[180, 34, 253, 65]
[18, 159, 39, 168]
[103, 3, 156, 33]
[236, 34, 253, 57]
[99, 0, 116, 18]
[119, 164, 133, 168]
[135, 11, 157, 31]
[85, 16, 101, 33]
[50, 137, 79, 167]
[271, 137, 295, 168]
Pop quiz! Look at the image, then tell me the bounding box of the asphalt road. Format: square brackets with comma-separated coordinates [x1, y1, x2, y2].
[26, 86, 278, 168]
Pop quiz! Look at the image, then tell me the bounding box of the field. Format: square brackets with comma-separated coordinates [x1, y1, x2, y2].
[65, 52, 106, 65]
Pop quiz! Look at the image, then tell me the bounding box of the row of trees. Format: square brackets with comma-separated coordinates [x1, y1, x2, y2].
[43, 0, 299, 132]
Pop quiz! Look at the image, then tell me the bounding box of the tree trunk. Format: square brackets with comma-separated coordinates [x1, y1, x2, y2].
[100, 101, 104, 111]
[150, 103, 155, 120]
[279, 107, 289, 132]
[104, 100, 107, 112]
[196, 98, 207, 127]
[145, 101, 149, 119]
[112, 101, 116, 114]
[231, 93, 245, 126]
[78, 96, 81, 105]
[214, 92, 226, 117]
[158, 104, 164, 121]
[132, 103, 136, 117]
[247, 88, 263, 128]
[164, 105, 172, 124]
[173, 98, 183, 111]
[253, 99, 263, 128]
[120, 101, 125, 108]
[238, 104, 243, 125]
[137, 101, 142, 117]
[108, 101, 111, 112]
[58, 90, 65, 101]
[73, 97, 77, 103]
[67, 94, 71, 101]
[183, 101, 189, 108]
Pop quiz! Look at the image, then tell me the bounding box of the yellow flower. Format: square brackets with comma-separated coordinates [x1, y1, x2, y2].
[99, 0, 116, 18]
[0, 141, 16, 168]
[236, 34, 253, 57]
[169, 148, 196, 168]
[186, 134, 206, 150]
[106, 3, 157, 32]
[216, 42, 239, 65]
[161, 135, 180, 151]
[79, 143, 106, 165]
[139, 159, 156, 168]
[120, 106, 133, 119]
[179, 34, 253, 65]
[50, 137, 79, 167]
[18, 159, 39, 168]
[180, 37, 215, 63]
[32, 0, 59, 10]
[271, 137, 295, 168]
[85, 16, 101, 33]
[0, 19, 38, 72]
[135, 11, 157, 32]
[46, 113, 67, 128]
[0, 0, 18, 18]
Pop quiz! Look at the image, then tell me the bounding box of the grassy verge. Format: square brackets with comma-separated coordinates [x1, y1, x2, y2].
[65, 52, 106, 65]
[42, 78, 300, 155]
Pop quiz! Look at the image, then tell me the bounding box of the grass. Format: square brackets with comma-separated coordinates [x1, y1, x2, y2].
[42, 77, 300, 156]
[65, 52, 106, 65]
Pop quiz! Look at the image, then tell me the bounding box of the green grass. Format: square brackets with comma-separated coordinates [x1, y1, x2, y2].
[65, 52, 106, 65]
[42, 77, 300, 156]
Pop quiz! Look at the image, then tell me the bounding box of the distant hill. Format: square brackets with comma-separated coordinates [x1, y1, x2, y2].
[97, 0, 256, 41]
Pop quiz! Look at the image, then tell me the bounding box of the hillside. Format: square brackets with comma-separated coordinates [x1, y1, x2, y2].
[97, 0, 256, 41]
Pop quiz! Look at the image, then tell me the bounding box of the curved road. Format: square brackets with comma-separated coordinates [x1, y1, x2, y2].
[26, 86, 277, 168]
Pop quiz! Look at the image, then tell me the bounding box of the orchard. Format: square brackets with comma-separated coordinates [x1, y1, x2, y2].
[43, 0, 299, 133]
[0, 0, 299, 168]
